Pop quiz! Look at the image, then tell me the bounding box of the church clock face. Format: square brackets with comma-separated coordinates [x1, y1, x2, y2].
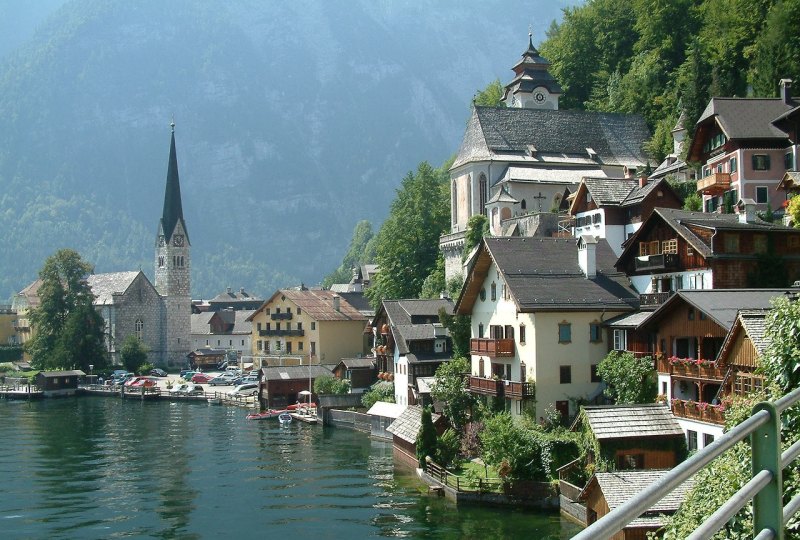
[534, 91, 546, 104]
[173, 234, 184, 247]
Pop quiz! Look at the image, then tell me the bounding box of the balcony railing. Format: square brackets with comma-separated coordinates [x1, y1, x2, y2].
[259, 329, 304, 337]
[639, 291, 674, 307]
[505, 381, 535, 400]
[470, 338, 515, 357]
[697, 172, 732, 195]
[656, 355, 726, 380]
[270, 312, 293, 321]
[468, 376, 504, 397]
[634, 253, 679, 271]
[670, 399, 725, 425]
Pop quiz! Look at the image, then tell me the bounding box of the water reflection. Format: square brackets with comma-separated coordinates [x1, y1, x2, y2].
[0, 399, 580, 539]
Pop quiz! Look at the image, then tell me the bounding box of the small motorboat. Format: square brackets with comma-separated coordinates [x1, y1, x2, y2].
[246, 409, 283, 420]
[207, 397, 222, 405]
[278, 412, 292, 425]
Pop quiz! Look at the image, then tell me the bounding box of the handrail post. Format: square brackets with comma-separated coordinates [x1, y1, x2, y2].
[752, 401, 783, 539]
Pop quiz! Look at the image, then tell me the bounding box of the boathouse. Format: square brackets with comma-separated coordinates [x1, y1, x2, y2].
[35, 370, 84, 397]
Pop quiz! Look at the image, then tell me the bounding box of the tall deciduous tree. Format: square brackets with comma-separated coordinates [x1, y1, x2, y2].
[473, 79, 506, 107]
[27, 249, 107, 371]
[120, 334, 148, 374]
[430, 356, 475, 432]
[365, 161, 450, 309]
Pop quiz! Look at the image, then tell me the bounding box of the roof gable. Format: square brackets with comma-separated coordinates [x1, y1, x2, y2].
[574, 404, 684, 440]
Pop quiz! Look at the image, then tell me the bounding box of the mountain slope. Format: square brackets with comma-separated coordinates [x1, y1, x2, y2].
[0, 0, 570, 298]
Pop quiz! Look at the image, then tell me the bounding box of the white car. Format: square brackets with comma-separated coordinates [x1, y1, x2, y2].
[229, 383, 258, 397]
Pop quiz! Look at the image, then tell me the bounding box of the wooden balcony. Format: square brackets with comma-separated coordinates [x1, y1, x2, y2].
[634, 253, 679, 272]
[697, 172, 731, 195]
[259, 329, 304, 337]
[671, 400, 725, 425]
[505, 381, 535, 400]
[656, 356, 725, 380]
[470, 338, 515, 357]
[270, 312, 293, 321]
[639, 291, 674, 308]
[468, 376, 504, 397]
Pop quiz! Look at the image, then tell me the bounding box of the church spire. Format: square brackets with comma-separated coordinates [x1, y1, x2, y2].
[502, 33, 563, 109]
[160, 122, 188, 242]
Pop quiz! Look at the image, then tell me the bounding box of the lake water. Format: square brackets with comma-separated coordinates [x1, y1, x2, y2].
[0, 397, 582, 539]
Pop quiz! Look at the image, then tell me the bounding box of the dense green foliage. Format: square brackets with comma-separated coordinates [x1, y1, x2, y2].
[120, 334, 148, 374]
[462, 214, 489, 261]
[540, 0, 800, 162]
[0, 346, 23, 363]
[788, 196, 800, 228]
[416, 407, 438, 468]
[479, 413, 551, 481]
[360, 381, 395, 409]
[436, 428, 461, 469]
[597, 351, 657, 404]
[661, 296, 800, 538]
[27, 249, 107, 371]
[437, 307, 471, 362]
[473, 79, 506, 108]
[365, 161, 451, 309]
[313, 375, 350, 395]
[430, 356, 475, 432]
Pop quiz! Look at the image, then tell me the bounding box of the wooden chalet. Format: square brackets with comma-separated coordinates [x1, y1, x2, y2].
[188, 347, 226, 370]
[35, 370, 85, 397]
[615, 206, 800, 308]
[580, 470, 694, 540]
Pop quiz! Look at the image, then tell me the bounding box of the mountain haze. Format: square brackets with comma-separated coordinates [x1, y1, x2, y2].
[0, 0, 570, 298]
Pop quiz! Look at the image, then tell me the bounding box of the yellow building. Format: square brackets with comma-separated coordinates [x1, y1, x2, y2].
[0, 305, 18, 346]
[246, 287, 368, 368]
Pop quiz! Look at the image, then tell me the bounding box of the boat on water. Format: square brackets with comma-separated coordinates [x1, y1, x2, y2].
[246, 409, 284, 420]
[207, 397, 222, 405]
[278, 412, 292, 425]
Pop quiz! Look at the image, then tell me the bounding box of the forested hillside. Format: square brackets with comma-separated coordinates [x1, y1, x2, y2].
[0, 0, 570, 299]
[540, 0, 800, 161]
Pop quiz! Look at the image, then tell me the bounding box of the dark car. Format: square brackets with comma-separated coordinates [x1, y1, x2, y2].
[150, 368, 168, 377]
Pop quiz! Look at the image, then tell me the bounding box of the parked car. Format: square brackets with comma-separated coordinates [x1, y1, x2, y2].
[228, 377, 243, 387]
[149, 368, 168, 377]
[185, 384, 205, 395]
[208, 376, 232, 386]
[240, 375, 259, 384]
[229, 383, 258, 397]
[181, 371, 198, 381]
[131, 377, 157, 388]
[191, 373, 213, 384]
[216, 361, 228, 371]
[169, 383, 189, 394]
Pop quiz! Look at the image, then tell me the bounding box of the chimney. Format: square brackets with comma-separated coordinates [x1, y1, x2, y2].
[226, 287, 232, 294]
[639, 174, 648, 188]
[737, 198, 757, 223]
[577, 235, 598, 279]
[781, 79, 793, 105]
[240, 287, 245, 294]
[332, 294, 340, 312]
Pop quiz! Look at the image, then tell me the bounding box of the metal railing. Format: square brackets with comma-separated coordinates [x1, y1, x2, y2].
[573, 385, 800, 540]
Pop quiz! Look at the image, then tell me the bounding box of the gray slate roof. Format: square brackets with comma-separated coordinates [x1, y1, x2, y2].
[386, 405, 441, 444]
[87, 271, 142, 305]
[603, 310, 653, 328]
[577, 404, 684, 440]
[335, 357, 375, 369]
[209, 288, 261, 303]
[453, 106, 650, 169]
[483, 237, 639, 312]
[260, 365, 333, 381]
[640, 289, 794, 332]
[738, 309, 771, 355]
[191, 312, 215, 334]
[582, 470, 694, 528]
[38, 370, 85, 377]
[698, 97, 798, 139]
[380, 299, 454, 356]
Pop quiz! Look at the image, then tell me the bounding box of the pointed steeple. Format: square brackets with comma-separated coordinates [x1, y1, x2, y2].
[160, 121, 188, 242]
[502, 33, 563, 109]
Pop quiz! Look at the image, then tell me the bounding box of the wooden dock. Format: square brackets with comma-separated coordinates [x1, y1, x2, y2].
[0, 385, 43, 400]
[290, 411, 319, 424]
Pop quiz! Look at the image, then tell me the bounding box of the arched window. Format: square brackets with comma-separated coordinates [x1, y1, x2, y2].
[479, 173, 487, 215]
[452, 180, 458, 225]
[135, 319, 144, 340]
[521, 199, 527, 211]
[491, 282, 497, 301]
[478, 323, 484, 338]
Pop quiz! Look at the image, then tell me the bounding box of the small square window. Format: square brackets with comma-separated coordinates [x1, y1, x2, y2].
[688, 430, 698, 451]
[560, 365, 572, 384]
[558, 323, 571, 343]
[752, 154, 771, 171]
[755, 186, 769, 204]
[311, 322, 316, 330]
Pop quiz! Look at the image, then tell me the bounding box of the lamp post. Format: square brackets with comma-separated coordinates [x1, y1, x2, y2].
[89, 364, 94, 385]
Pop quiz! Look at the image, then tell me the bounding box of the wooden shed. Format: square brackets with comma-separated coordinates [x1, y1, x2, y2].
[332, 357, 376, 392]
[35, 370, 84, 397]
[386, 405, 444, 468]
[580, 470, 694, 539]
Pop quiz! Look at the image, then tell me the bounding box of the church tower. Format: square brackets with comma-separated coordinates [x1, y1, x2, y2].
[502, 33, 563, 110]
[155, 122, 191, 367]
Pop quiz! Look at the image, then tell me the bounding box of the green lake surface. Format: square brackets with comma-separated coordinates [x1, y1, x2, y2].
[0, 397, 582, 539]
